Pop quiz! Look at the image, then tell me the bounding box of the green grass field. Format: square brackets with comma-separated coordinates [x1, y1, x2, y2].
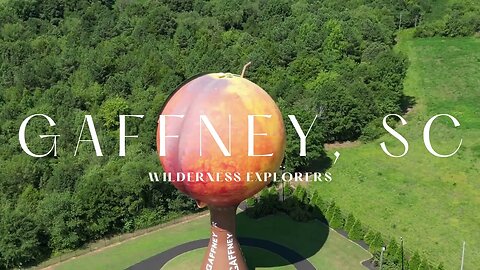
[313, 31, 480, 269]
[50, 213, 371, 270]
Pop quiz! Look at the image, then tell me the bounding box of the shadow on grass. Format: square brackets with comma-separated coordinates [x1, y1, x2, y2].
[237, 198, 329, 269]
[127, 199, 329, 270]
[301, 153, 333, 173]
[401, 94, 416, 113]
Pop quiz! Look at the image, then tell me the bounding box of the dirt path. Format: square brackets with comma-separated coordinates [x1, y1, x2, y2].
[324, 141, 361, 151]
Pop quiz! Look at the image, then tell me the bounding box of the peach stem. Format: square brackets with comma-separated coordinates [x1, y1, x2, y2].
[241, 62, 252, 78]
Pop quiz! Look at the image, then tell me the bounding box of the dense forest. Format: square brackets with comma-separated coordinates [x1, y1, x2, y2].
[0, 0, 433, 268]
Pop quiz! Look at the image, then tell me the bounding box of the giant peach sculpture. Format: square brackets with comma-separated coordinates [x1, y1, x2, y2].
[157, 63, 286, 269]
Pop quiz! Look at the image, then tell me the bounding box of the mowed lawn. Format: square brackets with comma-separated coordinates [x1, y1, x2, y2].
[313, 31, 480, 269]
[163, 247, 295, 270]
[50, 213, 371, 270]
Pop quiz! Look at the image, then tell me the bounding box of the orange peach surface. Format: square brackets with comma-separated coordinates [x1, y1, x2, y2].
[157, 73, 286, 207]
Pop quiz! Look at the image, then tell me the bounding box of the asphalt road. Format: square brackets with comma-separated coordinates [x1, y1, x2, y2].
[126, 237, 315, 270]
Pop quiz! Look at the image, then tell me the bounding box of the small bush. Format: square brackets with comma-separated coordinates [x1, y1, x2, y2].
[293, 185, 308, 204]
[360, 119, 384, 141]
[344, 213, 356, 232]
[348, 219, 364, 240]
[409, 251, 422, 270]
[134, 207, 165, 230]
[246, 197, 256, 208]
[283, 184, 294, 198]
[328, 206, 344, 229]
[414, 21, 445, 38]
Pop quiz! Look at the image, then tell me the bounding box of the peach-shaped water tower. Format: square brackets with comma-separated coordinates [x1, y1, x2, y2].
[157, 63, 286, 270]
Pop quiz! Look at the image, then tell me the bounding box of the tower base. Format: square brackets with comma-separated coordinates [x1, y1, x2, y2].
[201, 205, 248, 270]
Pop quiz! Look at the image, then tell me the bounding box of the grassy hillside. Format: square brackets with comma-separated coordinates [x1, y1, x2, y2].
[313, 30, 480, 269]
[47, 213, 370, 270]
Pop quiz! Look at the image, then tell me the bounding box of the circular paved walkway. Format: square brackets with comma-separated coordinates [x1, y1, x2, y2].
[126, 237, 315, 270]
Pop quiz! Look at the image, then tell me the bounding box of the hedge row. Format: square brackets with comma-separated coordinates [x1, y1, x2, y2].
[245, 185, 445, 270]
